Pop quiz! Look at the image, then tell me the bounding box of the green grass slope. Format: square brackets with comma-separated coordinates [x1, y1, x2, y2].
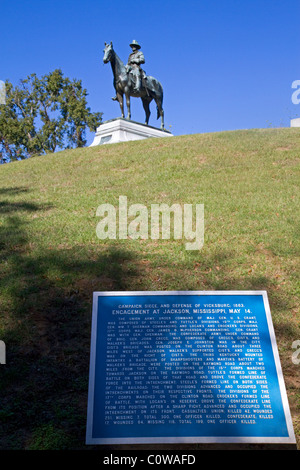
[0, 128, 299, 449]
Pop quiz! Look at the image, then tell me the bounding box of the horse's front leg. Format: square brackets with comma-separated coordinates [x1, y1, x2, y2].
[125, 92, 131, 120]
[119, 94, 125, 119]
[116, 92, 125, 118]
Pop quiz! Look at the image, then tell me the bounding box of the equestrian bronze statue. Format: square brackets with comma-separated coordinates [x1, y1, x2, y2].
[103, 41, 165, 129]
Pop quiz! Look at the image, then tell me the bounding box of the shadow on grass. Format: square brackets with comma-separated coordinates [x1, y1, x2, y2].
[0, 189, 297, 449]
[0, 190, 146, 449]
[0, 187, 30, 196]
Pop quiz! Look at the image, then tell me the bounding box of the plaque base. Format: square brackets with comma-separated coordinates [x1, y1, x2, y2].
[89, 118, 173, 146]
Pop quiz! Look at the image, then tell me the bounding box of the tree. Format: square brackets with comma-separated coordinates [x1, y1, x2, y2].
[0, 70, 103, 163]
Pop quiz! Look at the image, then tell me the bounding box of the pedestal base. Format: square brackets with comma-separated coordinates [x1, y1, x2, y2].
[89, 118, 173, 146]
[290, 118, 300, 128]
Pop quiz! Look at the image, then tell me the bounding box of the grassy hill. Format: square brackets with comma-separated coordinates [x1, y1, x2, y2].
[0, 128, 299, 449]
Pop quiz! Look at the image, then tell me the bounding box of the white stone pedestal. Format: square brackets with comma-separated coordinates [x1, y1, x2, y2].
[89, 118, 173, 146]
[290, 118, 300, 128]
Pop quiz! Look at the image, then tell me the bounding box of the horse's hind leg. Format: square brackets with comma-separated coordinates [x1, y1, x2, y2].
[160, 107, 164, 129]
[155, 96, 164, 129]
[142, 98, 151, 125]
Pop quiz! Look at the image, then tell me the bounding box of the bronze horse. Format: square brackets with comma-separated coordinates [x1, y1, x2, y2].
[103, 42, 165, 129]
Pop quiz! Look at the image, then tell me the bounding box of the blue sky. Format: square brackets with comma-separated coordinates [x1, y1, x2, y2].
[1, 0, 300, 144]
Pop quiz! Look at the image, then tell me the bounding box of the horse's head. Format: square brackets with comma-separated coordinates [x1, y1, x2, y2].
[103, 42, 113, 63]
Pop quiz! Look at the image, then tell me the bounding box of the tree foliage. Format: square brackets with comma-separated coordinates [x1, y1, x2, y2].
[0, 70, 103, 163]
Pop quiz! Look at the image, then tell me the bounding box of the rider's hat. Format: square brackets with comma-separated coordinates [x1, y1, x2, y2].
[130, 40, 141, 49]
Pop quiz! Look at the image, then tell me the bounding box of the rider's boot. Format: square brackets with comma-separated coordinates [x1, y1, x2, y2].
[134, 77, 141, 94]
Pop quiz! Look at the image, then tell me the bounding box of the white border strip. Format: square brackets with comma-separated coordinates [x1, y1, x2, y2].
[261, 292, 296, 443]
[86, 292, 100, 445]
[86, 291, 296, 445]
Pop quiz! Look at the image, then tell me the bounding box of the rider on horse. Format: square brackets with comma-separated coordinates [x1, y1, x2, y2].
[112, 40, 147, 100]
[126, 40, 146, 93]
